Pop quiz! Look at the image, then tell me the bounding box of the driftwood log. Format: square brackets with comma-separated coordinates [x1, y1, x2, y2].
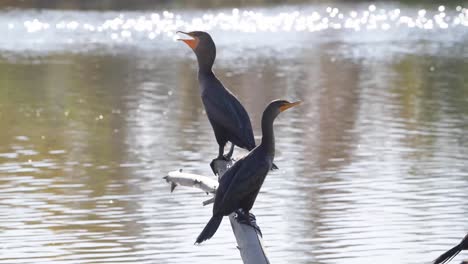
[164, 159, 270, 264]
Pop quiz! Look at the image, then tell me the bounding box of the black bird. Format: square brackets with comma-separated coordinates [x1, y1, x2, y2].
[177, 31, 277, 172]
[433, 234, 468, 264]
[195, 99, 301, 244]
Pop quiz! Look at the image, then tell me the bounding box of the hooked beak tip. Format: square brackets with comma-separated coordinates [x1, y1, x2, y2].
[176, 31, 189, 40]
[280, 101, 302, 112]
[177, 31, 190, 36]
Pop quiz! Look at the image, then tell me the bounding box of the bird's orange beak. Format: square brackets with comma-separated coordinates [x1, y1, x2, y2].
[177, 31, 199, 50]
[279, 101, 301, 112]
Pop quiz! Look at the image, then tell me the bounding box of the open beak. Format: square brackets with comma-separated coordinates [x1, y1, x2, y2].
[279, 101, 301, 112]
[177, 31, 199, 50]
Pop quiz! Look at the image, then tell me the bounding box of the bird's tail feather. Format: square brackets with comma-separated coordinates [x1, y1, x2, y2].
[195, 216, 223, 244]
[461, 233, 468, 249]
[433, 244, 462, 264]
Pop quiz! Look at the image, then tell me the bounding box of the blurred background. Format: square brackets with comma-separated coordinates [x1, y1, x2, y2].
[0, 1, 467, 264]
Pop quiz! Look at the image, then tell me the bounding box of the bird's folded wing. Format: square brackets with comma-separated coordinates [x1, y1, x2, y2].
[203, 92, 252, 141]
[215, 159, 269, 215]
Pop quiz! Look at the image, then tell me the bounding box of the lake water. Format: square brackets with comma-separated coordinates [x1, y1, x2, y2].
[0, 2, 467, 264]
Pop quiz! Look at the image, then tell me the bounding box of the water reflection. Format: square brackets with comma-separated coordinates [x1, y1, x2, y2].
[0, 2, 468, 264]
[0, 4, 467, 54]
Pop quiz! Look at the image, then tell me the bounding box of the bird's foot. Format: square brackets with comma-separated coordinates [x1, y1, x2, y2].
[218, 155, 230, 161]
[210, 159, 218, 175]
[210, 156, 232, 175]
[224, 143, 235, 160]
[235, 209, 263, 237]
[213, 154, 230, 162]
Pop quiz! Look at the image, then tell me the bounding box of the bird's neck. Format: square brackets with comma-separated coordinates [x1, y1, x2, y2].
[196, 54, 214, 74]
[260, 114, 275, 156]
[198, 68, 214, 79]
[197, 70, 217, 93]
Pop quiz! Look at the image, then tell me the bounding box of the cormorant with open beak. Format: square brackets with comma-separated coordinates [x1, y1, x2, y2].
[177, 31, 277, 173]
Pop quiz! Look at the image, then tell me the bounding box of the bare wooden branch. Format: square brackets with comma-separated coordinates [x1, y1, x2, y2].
[164, 159, 269, 264]
[229, 214, 270, 264]
[202, 197, 215, 206]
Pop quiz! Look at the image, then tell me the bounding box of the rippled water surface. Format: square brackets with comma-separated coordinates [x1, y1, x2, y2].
[0, 2, 467, 264]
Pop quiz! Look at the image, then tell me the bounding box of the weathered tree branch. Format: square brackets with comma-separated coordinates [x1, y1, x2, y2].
[164, 159, 269, 264]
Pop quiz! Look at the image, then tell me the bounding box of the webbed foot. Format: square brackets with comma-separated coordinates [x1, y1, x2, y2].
[235, 209, 263, 237]
[210, 159, 218, 175]
[210, 156, 230, 175]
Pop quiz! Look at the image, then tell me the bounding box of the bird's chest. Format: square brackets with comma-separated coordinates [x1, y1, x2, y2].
[200, 89, 227, 119]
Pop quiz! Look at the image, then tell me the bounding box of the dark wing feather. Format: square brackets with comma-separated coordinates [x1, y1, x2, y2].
[212, 157, 245, 215]
[214, 155, 270, 216]
[202, 89, 255, 150]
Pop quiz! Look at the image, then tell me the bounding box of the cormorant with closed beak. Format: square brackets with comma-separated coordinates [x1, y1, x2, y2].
[195, 99, 301, 244]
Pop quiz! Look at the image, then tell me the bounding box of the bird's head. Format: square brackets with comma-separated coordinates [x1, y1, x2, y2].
[177, 31, 216, 65]
[261, 100, 301, 129]
[266, 100, 302, 120]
